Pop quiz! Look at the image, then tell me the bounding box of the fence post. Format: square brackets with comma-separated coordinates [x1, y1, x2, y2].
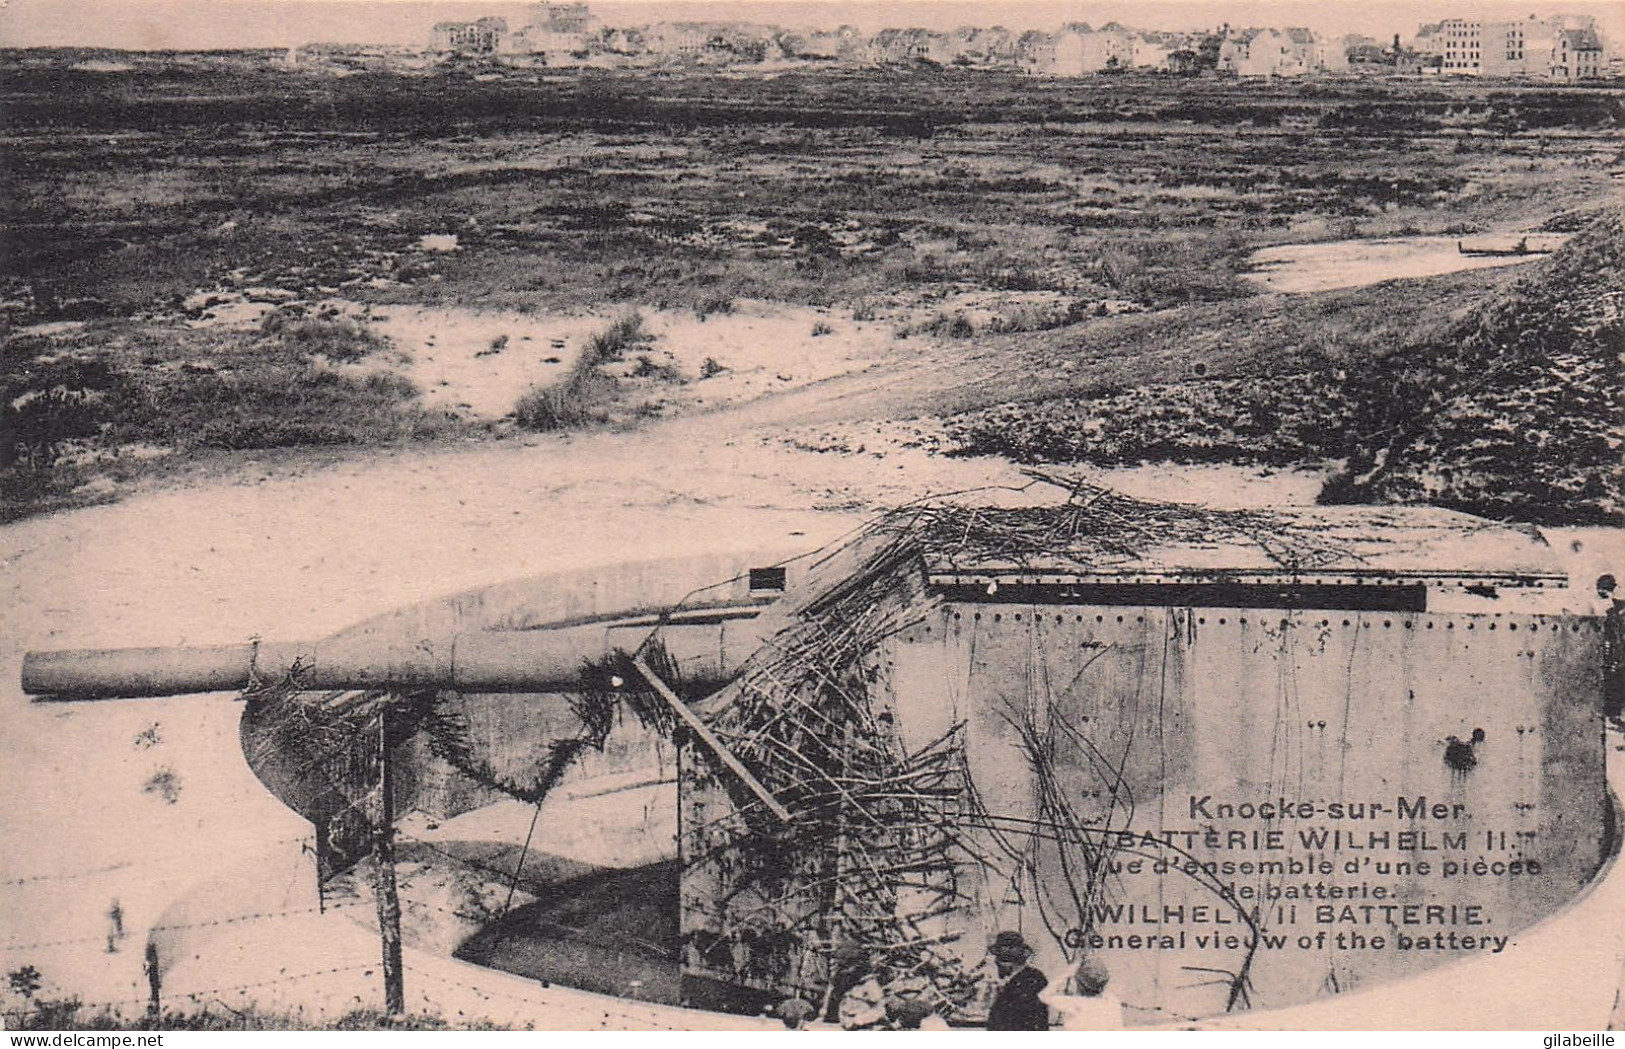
[372, 710, 405, 1017]
[144, 941, 161, 1018]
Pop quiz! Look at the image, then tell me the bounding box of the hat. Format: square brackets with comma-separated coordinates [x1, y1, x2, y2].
[887, 997, 936, 1029]
[776, 998, 816, 1028]
[989, 931, 1033, 960]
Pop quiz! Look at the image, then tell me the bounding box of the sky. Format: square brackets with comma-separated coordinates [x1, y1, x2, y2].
[1, 0, 1621, 50]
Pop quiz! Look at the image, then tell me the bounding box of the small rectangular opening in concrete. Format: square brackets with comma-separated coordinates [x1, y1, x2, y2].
[748, 566, 787, 592]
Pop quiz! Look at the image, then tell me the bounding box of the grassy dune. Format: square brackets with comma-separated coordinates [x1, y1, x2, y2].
[946, 211, 1624, 524]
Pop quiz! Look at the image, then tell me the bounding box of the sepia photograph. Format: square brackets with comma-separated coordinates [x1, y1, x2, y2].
[1, 0, 1622, 1033]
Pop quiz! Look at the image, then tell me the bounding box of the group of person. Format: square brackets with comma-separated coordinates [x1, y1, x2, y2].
[774, 931, 1121, 1031]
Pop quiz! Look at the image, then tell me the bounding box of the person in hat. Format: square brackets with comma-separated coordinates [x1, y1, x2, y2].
[1039, 955, 1123, 1031]
[886, 995, 938, 1030]
[1599, 575, 1625, 727]
[986, 931, 1050, 1031]
[821, 942, 887, 1030]
[775, 997, 817, 1030]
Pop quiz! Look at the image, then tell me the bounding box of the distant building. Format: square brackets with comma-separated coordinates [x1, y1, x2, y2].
[1053, 23, 1132, 73]
[635, 21, 773, 62]
[1131, 30, 1185, 71]
[421, 11, 1600, 80]
[1551, 24, 1604, 80]
[429, 16, 507, 54]
[868, 27, 956, 65]
[1033, 23, 1184, 75]
[1016, 29, 1057, 73]
[779, 26, 862, 60]
[600, 27, 644, 55]
[497, 3, 598, 62]
[531, 3, 595, 34]
[641, 21, 709, 58]
[1478, 16, 1536, 75]
[774, 31, 817, 59]
[1433, 17, 1482, 72]
[1414, 15, 1604, 79]
[1366, 32, 1442, 75]
[1220, 27, 1284, 75]
[1412, 22, 1444, 65]
[1308, 27, 1350, 72]
[944, 26, 1018, 66]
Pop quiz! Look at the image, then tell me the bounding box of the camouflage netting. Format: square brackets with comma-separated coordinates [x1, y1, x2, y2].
[414, 650, 679, 805]
[241, 678, 401, 879]
[886, 475, 1358, 572]
[239, 651, 681, 882]
[679, 518, 976, 1010]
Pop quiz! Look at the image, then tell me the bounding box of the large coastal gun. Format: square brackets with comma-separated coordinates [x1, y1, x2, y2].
[19, 573, 797, 822]
[20, 551, 806, 704]
[21, 617, 757, 700]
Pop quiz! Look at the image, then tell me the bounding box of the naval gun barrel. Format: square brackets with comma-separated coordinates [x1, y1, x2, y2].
[22, 616, 760, 700]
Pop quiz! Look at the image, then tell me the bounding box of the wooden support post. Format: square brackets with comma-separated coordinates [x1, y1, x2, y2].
[631, 653, 792, 823]
[372, 710, 405, 1017]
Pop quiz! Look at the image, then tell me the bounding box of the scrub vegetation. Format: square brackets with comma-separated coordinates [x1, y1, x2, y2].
[2, 53, 1619, 523]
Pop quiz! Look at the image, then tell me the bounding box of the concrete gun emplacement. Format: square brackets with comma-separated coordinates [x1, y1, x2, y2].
[12, 519, 1622, 1023]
